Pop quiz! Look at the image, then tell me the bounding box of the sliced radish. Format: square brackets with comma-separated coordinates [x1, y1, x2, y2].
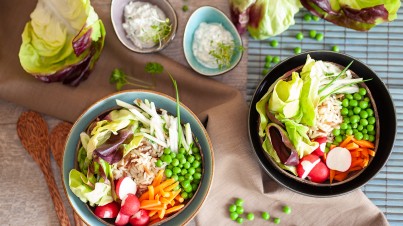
[115, 211, 130, 226]
[312, 137, 327, 157]
[307, 161, 329, 183]
[129, 209, 150, 226]
[116, 177, 137, 200]
[297, 154, 320, 179]
[326, 147, 352, 172]
[120, 194, 140, 216]
[94, 202, 120, 219]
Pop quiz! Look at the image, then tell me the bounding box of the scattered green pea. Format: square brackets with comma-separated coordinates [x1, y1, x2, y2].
[303, 14, 312, 21]
[353, 93, 362, 100]
[315, 33, 324, 41]
[262, 212, 270, 220]
[182, 5, 189, 12]
[272, 56, 280, 63]
[296, 32, 304, 40]
[283, 205, 292, 214]
[270, 39, 279, 47]
[332, 45, 340, 52]
[274, 217, 281, 224]
[309, 30, 317, 38]
[265, 55, 273, 62]
[235, 198, 244, 206]
[155, 159, 163, 167]
[230, 212, 238, 220]
[359, 87, 367, 96]
[294, 47, 302, 54]
[246, 213, 255, 220]
[312, 15, 320, 21]
[236, 206, 244, 215]
[236, 217, 244, 224]
[262, 69, 269, 76]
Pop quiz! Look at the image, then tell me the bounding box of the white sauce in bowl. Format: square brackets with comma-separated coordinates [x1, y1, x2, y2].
[122, 1, 167, 49]
[192, 22, 234, 69]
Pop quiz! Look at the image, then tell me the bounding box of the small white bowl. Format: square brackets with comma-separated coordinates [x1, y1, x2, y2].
[183, 6, 243, 76]
[111, 0, 178, 53]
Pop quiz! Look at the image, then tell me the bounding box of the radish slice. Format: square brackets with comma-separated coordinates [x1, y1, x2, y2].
[129, 209, 150, 226]
[326, 147, 352, 172]
[312, 137, 327, 157]
[115, 177, 137, 200]
[94, 202, 120, 218]
[120, 194, 140, 216]
[301, 158, 320, 179]
[115, 211, 130, 226]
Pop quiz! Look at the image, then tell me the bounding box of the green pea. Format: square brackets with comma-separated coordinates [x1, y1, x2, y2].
[181, 169, 188, 175]
[188, 192, 194, 199]
[368, 116, 376, 124]
[165, 169, 173, 178]
[315, 33, 324, 41]
[283, 205, 292, 214]
[172, 174, 179, 181]
[181, 180, 191, 188]
[360, 119, 369, 126]
[192, 146, 199, 153]
[354, 132, 363, 140]
[236, 206, 244, 214]
[364, 97, 370, 102]
[178, 176, 185, 182]
[359, 101, 368, 109]
[230, 212, 238, 220]
[265, 55, 273, 62]
[192, 160, 201, 168]
[164, 148, 171, 155]
[353, 107, 361, 114]
[184, 162, 191, 169]
[296, 33, 304, 40]
[342, 98, 349, 107]
[264, 62, 271, 69]
[182, 5, 189, 12]
[340, 123, 348, 130]
[181, 192, 188, 199]
[359, 88, 367, 96]
[353, 129, 358, 134]
[309, 30, 317, 38]
[341, 108, 349, 115]
[335, 135, 343, 143]
[369, 135, 375, 142]
[274, 218, 281, 224]
[262, 212, 270, 220]
[185, 174, 193, 181]
[357, 125, 364, 131]
[171, 158, 179, 166]
[170, 152, 176, 158]
[177, 153, 184, 160]
[353, 93, 362, 100]
[166, 164, 173, 169]
[363, 134, 369, 140]
[343, 117, 350, 123]
[346, 129, 353, 135]
[178, 147, 186, 154]
[188, 167, 196, 175]
[362, 129, 368, 134]
[173, 166, 181, 174]
[366, 109, 374, 116]
[294, 47, 302, 54]
[367, 124, 374, 132]
[340, 129, 345, 135]
[332, 141, 339, 146]
[304, 14, 312, 21]
[350, 115, 359, 124]
[270, 40, 279, 47]
[164, 155, 172, 163]
[247, 213, 255, 220]
[262, 69, 269, 76]
[235, 198, 244, 206]
[312, 15, 320, 21]
[236, 217, 244, 224]
[194, 153, 202, 161]
[345, 94, 353, 100]
[369, 130, 375, 135]
[194, 172, 202, 180]
[348, 110, 354, 117]
[360, 111, 369, 119]
[349, 99, 358, 107]
[272, 56, 280, 63]
[184, 185, 193, 193]
[155, 159, 163, 167]
[332, 129, 340, 136]
[332, 45, 340, 52]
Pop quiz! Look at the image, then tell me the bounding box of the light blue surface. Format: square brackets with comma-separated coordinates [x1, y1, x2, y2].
[183, 6, 243, 76]
[62, 90, 213, 226]
[247, 5, 403, 225]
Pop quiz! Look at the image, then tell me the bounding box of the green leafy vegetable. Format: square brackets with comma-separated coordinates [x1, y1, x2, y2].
[109, 68, 154, 91]
[209, 41, 244, 70]
[148, 18, 172, 45]
[145, 62, 164, 74]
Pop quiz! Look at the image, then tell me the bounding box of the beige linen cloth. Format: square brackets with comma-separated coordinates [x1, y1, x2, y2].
[0, 0, 388, 225]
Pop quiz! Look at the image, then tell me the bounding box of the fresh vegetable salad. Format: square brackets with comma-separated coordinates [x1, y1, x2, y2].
[69, 98, 202, 225]
[257, 55, 377, 184]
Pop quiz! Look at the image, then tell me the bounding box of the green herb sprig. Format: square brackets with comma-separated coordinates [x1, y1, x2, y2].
[110, 68, 158, 91]
[149, 18, 172, 46]
[209, 41, 244, 70]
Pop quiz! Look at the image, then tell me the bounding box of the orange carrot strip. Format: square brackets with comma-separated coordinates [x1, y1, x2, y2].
[361, 149, 369, 158]
[139, 191, 149, 201]
[353, 139, 375, 149]
[361, 158, 369, 168]
[334, 172, 349, 181]
[170, 200, 176, 206]
[140, 200, 161, 209]
[160, 197, 171, 205]
[167, 189, 181, 203]
[148, 185, 155, 200]
[150, 214, 161, 221]
[348, 166, 362, 172]
[142, 205, 166, 211]
[330, 144, 336, 150]
[165, 204, 185, 215]
[164, 181, 179, 192]
[158, 209, 166, 219]
[350, 158, 363, 168]
[350, 150, 361, 158]
[152, 170, 164, 187]
[368, 149, 376, 157]
[149, 210, 158, 217]
[329, 170, 336, 184]
[155, 178, 176, 191]
[174, 194, 184, 203]
[345, 142, 360, 151]
[340, 135, 354, 148]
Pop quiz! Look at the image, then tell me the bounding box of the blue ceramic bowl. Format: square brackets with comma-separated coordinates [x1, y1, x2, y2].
[62, 90, 214, 225]
[183, 6, 243, 76]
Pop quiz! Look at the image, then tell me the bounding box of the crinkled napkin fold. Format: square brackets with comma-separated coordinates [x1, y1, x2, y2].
[0, 0, 388, 225]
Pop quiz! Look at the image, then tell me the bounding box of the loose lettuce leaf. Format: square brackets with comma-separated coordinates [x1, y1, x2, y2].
[283, 119, 319, 158]
[300, 0, 401, 31]
[262, 136, 297, 175]
[18, 0, 106, 86]
[248, 0, 302, 39]
[268, 72, 303, 120]
[94, 128, 134, 164]
[229, 0, 257, 34]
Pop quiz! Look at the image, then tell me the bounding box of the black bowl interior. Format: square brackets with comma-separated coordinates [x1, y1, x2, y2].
[248, 51, 396, 197]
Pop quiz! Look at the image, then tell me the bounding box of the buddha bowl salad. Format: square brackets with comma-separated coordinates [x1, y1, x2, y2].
[69, 98, 203, 225]
[257, 55, 377, 184]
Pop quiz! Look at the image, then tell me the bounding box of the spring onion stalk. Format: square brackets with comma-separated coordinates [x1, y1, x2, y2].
[169, 73, 183, 150]
[319, 79, 372, 103]
[318, 61, 354, 95]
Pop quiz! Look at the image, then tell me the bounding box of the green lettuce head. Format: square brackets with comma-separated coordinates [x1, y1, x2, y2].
[18, 0, 106, 86]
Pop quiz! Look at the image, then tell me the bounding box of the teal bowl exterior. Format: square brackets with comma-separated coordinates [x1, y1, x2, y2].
[183, 6, 243, 76]
[62, 90, 214, 225]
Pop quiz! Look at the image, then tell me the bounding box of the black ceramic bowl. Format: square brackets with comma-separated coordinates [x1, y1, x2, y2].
[248, 51, 396, 197]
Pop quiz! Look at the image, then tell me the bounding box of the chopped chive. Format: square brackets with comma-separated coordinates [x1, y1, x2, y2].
[315, 33, 324, 41]
[270, 39, 279, 47]
[296, 32, 304, 40]
[294, 47, 302, 54]
[309, 30, 317, 39]
[303, 14, 312, 21]
[312, 15, 320, 21]
[272, 56, 280, 63]
[332, 45, 340, 52]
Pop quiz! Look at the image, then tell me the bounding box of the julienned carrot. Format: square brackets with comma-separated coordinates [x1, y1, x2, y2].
[149, 210, 158, 217]
[165, 204, 185, 215]
[340, 135, 354, 148]
[353, 139, 375, 149]
[148, 186, 154, 200]
[368, 149, 376, 156]
[152, 170, 164, 187]
[329, 170, 336, 184]
[345, 142, 359, 151]
[334, 171, 348, 181]
[174, 194, 184, 203]
[165, 181, 179, 192]
[349, 166, 362, 171]
[140, 200, 161, 209]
